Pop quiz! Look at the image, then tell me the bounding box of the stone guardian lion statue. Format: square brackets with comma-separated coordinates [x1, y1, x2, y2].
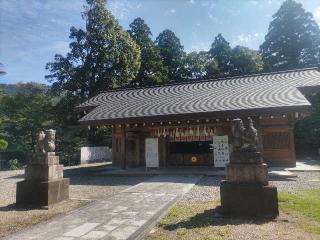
[35, 129, 56, 153]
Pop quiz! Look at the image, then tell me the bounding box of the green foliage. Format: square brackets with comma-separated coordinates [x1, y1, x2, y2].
[209, 34, 233, 77]
[260, 0, 320, 71]
[155, 29, 186, 81]
[231, 46, 263, 75]
[128, 18, 168, 86]
[0, 83, 54, 154]
[49, 93, 88, 166]
[294, 93, 320, 156]
[57, 126, 86, 166]
[184, 51, 219, 80]
[0, 84, 20, 96]
[44, 0, 142, 165]
[0, 139, 8, 151]
[8, 159, 22, 170]
[46, 0, 141, 98]
[207, 35, 263, 79]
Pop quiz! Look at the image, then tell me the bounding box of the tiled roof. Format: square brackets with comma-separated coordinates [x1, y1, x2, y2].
[78, 68, 320, 125]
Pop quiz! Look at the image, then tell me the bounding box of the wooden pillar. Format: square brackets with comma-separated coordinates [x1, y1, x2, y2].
[121, 124, 126, 169]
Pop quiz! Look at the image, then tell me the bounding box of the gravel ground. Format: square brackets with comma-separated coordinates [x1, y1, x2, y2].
[270, 172, 320, 193]
[0, 169, 24, 207]
[181, 175, 222, 203]
[181, 172, 320, 203]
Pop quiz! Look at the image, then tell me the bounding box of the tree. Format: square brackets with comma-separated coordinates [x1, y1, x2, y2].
[45, 0, 139, 164]
[209, 34, 233, 77]
[155, 29, 186, 81]
[128, 18, 168, 86]
[260, 0, 320, 71]
[295, 93, 320, 156]
[46, 0, 141, 99]
[184, 51, 219, 80]
[0, 83, 53, 154]
[231, 46, 263, 75]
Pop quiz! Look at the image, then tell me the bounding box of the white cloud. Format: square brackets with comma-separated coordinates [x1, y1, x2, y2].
[189, 0, 195, 5]
[109, 0, 142, 20]
[314, 6, 320, 24]
[201, 1, 216, 9]
[189, 42, 208, 52]
[164, 8, 176, 15]
[232, 33, 264, 46]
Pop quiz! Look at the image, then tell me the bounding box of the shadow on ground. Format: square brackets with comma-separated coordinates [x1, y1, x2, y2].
[162, 207, 278, 230]
[0, 203, 49, 212]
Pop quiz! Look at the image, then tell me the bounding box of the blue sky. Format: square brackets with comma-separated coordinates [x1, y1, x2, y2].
[1, 0, 320, 84]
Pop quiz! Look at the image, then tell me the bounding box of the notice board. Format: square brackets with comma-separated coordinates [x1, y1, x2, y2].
[145, 138, 159, 168]
[212, 135, 230, 167]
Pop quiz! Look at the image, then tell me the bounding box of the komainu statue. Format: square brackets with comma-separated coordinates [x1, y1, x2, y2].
[35, 129, 56, 153]
[36, 131, 46, 153]
[231, 118, 258, 152]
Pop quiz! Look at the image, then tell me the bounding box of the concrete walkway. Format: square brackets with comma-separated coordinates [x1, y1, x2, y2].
[4, 175, 200, 240]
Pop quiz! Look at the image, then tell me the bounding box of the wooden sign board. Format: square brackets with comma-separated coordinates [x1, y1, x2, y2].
[145, 138, 159, 168]
[212, 135, 230, 168]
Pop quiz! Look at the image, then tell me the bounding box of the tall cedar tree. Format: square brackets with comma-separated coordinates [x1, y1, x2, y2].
[128, 18, 168, 86]
[155, 29, 186, 81]
[45, 0, 140, 162]
[46, 0, 140, 99]
[209, 34, 233, 77]
[260, 0, 320, 71]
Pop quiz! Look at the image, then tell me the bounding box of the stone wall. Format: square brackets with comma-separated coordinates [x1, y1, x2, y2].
[80, 146, 112, 164]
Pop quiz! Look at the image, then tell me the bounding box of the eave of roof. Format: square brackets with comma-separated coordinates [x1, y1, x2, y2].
[79, 105, 310, 126]
[77, 67, 320, 125]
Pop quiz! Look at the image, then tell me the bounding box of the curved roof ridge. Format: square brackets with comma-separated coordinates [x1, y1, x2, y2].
[99, 66, 320, 93]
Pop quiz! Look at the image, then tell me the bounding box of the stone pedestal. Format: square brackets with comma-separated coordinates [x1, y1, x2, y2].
[219, 151, 278, 218]
[16, 153, 69, 207]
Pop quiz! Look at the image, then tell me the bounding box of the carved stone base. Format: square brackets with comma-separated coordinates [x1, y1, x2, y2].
[29, 153, 59, 165]
[16, 178, 69, 207]
[25, 164, 63, 181]
[226, 163, 268, 186]
[230, 151, 263, 164]
[219, 180, 278, 218]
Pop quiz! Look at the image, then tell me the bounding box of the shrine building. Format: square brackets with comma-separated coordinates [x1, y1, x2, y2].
[77, 68, 320, 168]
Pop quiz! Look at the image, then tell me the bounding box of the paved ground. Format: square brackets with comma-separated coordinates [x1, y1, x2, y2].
[3, 175, 200, 240]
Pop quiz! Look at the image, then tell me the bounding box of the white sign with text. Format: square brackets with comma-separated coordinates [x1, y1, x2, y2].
[212, 135, 230, 167]
[145, 138, 159, 168]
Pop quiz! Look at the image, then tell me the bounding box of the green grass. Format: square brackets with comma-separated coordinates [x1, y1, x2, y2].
[278, 189, 320, 233]
[149, 201, 230, 240]
[148, 189, 320, 239]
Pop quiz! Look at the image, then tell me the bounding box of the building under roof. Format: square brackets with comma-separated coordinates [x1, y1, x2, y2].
[78, 68, 320, 168]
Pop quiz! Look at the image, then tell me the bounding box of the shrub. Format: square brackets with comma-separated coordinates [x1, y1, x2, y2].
[8, 159, 21, 170]
[0, 139, 8, 151]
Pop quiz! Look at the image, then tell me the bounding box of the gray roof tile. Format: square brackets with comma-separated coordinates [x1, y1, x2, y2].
[78, 68, 320, 124]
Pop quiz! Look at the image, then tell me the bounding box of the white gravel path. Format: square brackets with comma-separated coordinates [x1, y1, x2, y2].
[181, 172, 320, 203]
